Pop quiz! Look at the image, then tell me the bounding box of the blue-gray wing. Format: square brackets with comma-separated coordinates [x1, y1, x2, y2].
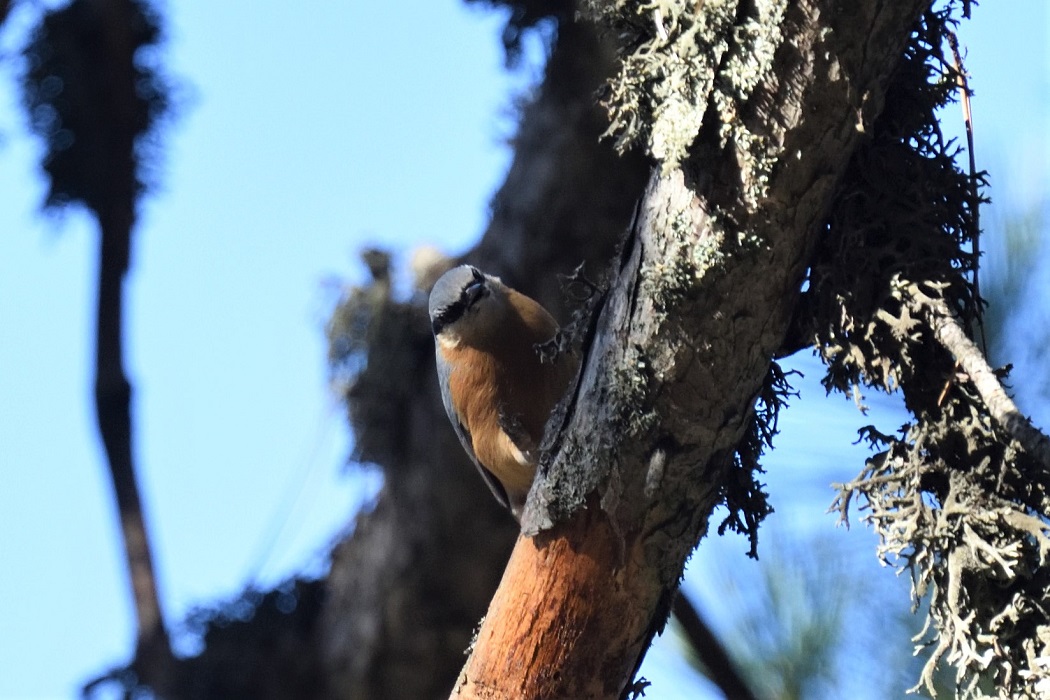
[435, 349, 510, 509]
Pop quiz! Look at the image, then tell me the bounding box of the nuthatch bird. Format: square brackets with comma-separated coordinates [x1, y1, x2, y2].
[429, 265, 577, 520]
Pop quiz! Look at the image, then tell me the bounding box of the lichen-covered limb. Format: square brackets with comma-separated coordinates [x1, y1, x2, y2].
[454, 0, 932, 696]
[915, 287, 1050, 472]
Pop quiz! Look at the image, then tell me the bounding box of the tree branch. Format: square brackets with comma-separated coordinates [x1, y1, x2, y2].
[671, 594, 758, 700]
[916, 287, 1050, 470]
[20, 0, 177, 690]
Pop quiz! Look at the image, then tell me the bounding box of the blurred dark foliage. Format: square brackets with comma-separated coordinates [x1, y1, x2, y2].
[86, 579, 328, 700]
[20, 1, 179, 695]
[21, 0, 170, 212]
[174, 579, 328, 700]
[463, 0, 568, 65]
[807, 3, 985, 400]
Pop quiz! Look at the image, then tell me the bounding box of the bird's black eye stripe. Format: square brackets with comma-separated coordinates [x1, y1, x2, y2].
[431, 269, 488, 336]
[432, 300, 465, 335]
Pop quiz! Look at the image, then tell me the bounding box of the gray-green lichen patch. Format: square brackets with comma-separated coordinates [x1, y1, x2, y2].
[582, 0, 787, 191]
[612, 342, 661, 436]
[648, 235, 722, 308]
[713, 0, 788, 206]
[580, 0, 737, 169]
[641, 195, 731, 312]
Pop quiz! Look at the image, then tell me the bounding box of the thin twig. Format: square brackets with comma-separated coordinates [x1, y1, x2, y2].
[936, 361, 960, 407]
[946, 30, 986, 355]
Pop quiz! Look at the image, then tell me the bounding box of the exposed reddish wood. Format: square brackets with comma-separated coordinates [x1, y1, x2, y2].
[451, 506, 659, 700]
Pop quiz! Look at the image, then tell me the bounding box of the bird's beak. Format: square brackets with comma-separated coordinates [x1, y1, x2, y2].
[464, 278, 486, 306]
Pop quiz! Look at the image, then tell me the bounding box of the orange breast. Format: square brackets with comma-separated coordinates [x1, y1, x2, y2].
[445, 301, 577, 501]
[447, 347, 533, 496]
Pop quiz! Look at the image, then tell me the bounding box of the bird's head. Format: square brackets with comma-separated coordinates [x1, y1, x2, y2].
[428, 265, 510, 348]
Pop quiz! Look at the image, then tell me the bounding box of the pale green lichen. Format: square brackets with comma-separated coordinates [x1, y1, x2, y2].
[713, 0, 788, 209]
[581, 0, 736, 169]
[583, 0, 787, 187]
[641, 212, 732, 315]
[683, 211, 730, 278]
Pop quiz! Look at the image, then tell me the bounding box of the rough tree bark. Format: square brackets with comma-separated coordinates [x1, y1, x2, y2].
[450, 1, 932, 697]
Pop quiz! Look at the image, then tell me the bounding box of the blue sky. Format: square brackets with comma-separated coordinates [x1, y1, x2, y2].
[0, 2, 1045, 699]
